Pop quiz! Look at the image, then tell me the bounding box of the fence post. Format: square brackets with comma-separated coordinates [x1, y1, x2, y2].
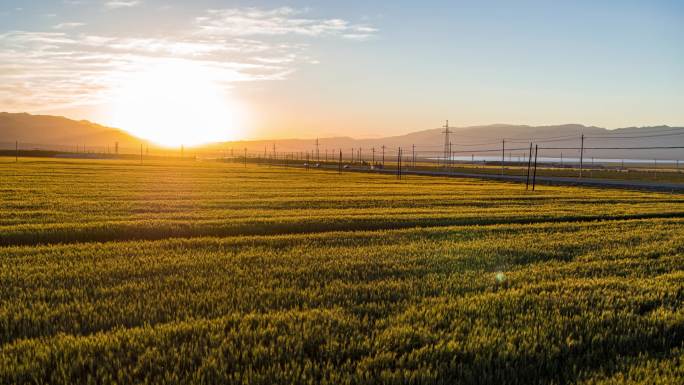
[15, 140, 18, 163]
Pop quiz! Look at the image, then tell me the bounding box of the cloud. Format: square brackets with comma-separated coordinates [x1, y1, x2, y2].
[53, 22, 86, 30]
[196, 7, 377, 40]
[105, 1, 140, 9]
[0, 7, 376, 111]
[0, 31, 297, 110]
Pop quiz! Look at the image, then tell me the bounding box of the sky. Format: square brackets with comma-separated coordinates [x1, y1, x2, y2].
[1, 0, 683, 144]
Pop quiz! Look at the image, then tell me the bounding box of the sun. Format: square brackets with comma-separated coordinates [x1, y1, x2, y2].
[106, 59, 244, 147]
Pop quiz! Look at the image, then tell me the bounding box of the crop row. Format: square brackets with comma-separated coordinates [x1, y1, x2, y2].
[2, 216, 683, 384]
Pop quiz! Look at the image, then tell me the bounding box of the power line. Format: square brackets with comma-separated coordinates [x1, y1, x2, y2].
[543, 146, 684, 150]
[585, 131, 684, 139]
[585, 127, 684, 137]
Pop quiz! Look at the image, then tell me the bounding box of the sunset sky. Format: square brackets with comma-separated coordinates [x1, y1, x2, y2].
[1, 1, 682, 145]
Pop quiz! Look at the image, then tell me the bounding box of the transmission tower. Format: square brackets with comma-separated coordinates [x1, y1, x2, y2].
[442, 120, 450, 168]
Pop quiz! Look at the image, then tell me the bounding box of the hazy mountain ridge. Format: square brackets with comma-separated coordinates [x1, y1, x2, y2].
[0, 112, 148, 150]
[1, 112, 682, 159]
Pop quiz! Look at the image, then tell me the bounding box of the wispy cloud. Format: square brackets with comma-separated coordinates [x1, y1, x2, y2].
[0, 7, 376, 111]
[105, 1, 141, 9]
[53, 22, 86, 30]
[0, 31, 286, 109]
[196, 7, 377, 40]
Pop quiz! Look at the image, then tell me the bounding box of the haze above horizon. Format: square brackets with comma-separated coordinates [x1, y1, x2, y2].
[1, 1, 682, 146]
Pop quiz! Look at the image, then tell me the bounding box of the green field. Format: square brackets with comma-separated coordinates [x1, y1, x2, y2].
[1, 158, 683, 384]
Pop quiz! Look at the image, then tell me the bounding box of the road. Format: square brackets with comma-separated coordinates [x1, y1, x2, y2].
[291, 163, 684, 193]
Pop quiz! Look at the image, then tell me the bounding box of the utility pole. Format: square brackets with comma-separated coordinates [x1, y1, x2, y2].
[372, 147, 375, 164]
[15, 140, 18, 162]
[579, 134, 584, 178]
[501, 139, 505, 176]
[442, 120, 450, 168]
[338, 150, 342, 173]
[532, 145, 539, 191]
[115, 142, 119, 155]
[244, 148, 247, 167]
[525, 143, 533, 190]
[315, 138, 319, 162]
[140, 144, 143, 164]
[412, 144, 416, 168]
[397, 147, 402, 180]
[449, 142, 453, 169]
[382, 145, 385, 167]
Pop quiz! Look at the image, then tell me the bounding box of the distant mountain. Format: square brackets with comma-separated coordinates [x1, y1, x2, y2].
[221, 124, 684, 161]
[1, 113, 682, 160]
[0, 112, 148, 152]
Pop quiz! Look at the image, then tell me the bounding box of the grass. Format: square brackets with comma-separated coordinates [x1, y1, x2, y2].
[1, 158, 683, 384]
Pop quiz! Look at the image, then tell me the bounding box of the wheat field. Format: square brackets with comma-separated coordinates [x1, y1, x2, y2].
[1, 158, 683, 384]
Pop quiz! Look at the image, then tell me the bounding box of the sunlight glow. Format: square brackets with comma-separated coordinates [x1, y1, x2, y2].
[107, 59, 244, 147]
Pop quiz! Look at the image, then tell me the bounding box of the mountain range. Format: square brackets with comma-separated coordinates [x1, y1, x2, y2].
[0, 112, 147, 153]
[1, 112, 682, 160]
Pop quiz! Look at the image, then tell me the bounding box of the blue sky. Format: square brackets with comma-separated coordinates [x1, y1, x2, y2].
[1, 0, 682, 141]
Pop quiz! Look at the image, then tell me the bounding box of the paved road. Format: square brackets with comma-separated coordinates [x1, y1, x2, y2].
[293, 163, 684, 193]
